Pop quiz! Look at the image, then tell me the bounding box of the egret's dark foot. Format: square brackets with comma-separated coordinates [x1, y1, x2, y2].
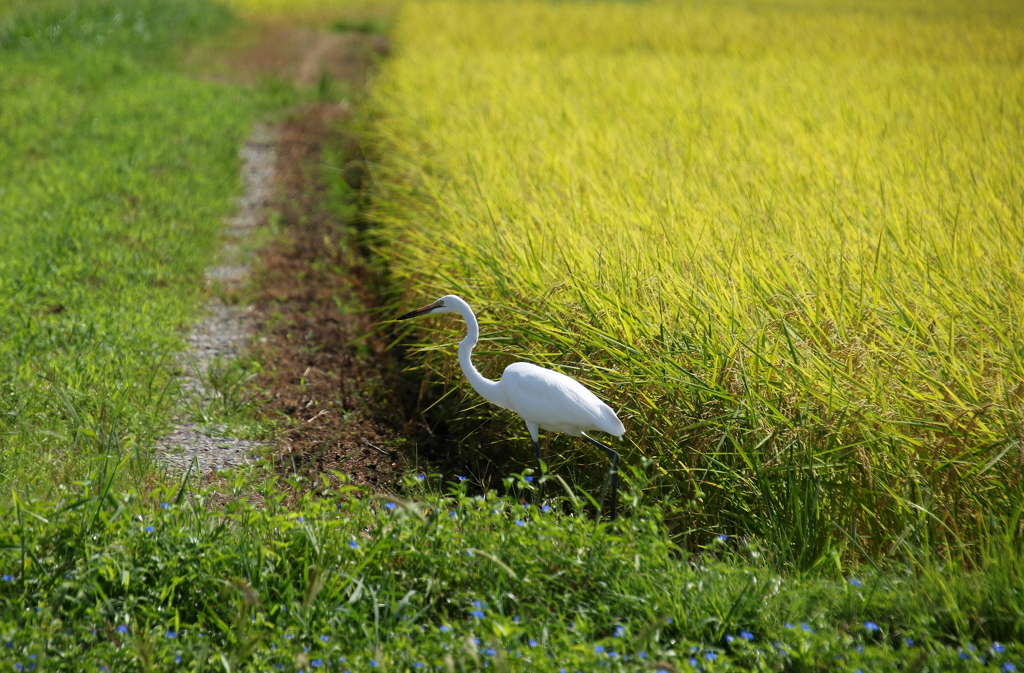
[533, 439, 546, 501]
[583, 433, 619, 521]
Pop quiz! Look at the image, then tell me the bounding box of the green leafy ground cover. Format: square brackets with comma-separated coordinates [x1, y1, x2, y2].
[1, 465, 1023, 671]
[0, 0, 289, 490]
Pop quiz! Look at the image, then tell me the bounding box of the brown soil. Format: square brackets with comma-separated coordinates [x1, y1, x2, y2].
[183, 20, 388, 92]
[198, 18, 459, 495]
[224, 25, 388, 89]
[180, 11, 423, 493]
[250, 102, 415, 492]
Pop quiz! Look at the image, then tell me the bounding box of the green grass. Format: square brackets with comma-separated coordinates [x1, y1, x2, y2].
[1, 462, 1023, 671]
[369, 0, 1024, 566]
[0, 0, 291, 491]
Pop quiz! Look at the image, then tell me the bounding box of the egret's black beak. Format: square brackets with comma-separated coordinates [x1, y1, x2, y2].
[397, 299, 443, 320]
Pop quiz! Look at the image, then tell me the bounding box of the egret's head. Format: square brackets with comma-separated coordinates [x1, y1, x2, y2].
[396, 295, 462, 320]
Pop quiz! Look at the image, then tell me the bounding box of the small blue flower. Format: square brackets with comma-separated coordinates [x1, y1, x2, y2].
[385, 503, 396, 511]
[525, 476, 533, 483]
[717, 534, 728, 542]
[993, 643, 1006, 654]
[349, 540, 358, 549]
[614, 626, 625, 637]
[115, 625, 128, 634]
[529, 639, 538, 647]
[320, 635, 329, 643]
[863, 621, 879, 632]
[665, 617, 674, 624]
[311, 660, 323, 668]
[417, 473, 426, 481]
[165, 631, 177, 639]
[15, 663, 23, 672]
[471, 611, 485, 619]
[960, 651, 969, 660]
[369, 660, 378, 667]
[449, 511, 457, 517]
[513, 616, 520, 623]
[848, 577, 862, 588]
[161, 502, 169, 509]
[801, 623, 813, 633]
[594, 645, 605, 654]
[541, 504, 551, 513]
[687, 659, 697, 668]
[175, 656, 181, 664]
[457, 476, 467, 482]
[515, 520, 525, 527]
[784, 623, 794, 629]
[705, 651, 718, 661]
[483, 648, 496, 656]
[725, 634, 734, 643]
[1001, 664, 1016, 672]
[144, 526, 155, 533]
[440, 625, 451, 633]
[297, 516, 305, 522]
[639, 652, 647, 659]
[1, 575, 13, 582]
[740, 631, 754, 641]
[414, 664, 424, 669]
[905, 638, 914, 647]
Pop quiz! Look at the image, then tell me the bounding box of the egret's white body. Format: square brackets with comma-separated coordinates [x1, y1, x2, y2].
[493, 362, 624, 441]
[398, 294, 625, 518]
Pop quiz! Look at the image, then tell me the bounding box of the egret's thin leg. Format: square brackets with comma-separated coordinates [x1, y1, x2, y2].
[582, 433, 619, 521]
[533, 438, 545, 500]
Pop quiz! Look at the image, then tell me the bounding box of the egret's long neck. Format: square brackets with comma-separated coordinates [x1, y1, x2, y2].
[454, 302, 507, 410]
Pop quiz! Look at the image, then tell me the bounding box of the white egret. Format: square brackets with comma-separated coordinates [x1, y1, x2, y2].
[397, 294, 626, 519]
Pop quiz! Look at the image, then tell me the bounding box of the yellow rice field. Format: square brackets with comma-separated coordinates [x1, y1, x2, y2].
[371, 0, 1024, 556]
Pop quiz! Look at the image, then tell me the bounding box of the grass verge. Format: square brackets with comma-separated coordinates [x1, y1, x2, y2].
[1, 462, 1023, 671]
[0, 0, 292, 492]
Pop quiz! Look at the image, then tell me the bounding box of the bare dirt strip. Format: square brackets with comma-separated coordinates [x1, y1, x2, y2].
[249, 101, 412, 492]
[159, 22, 415, 491]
